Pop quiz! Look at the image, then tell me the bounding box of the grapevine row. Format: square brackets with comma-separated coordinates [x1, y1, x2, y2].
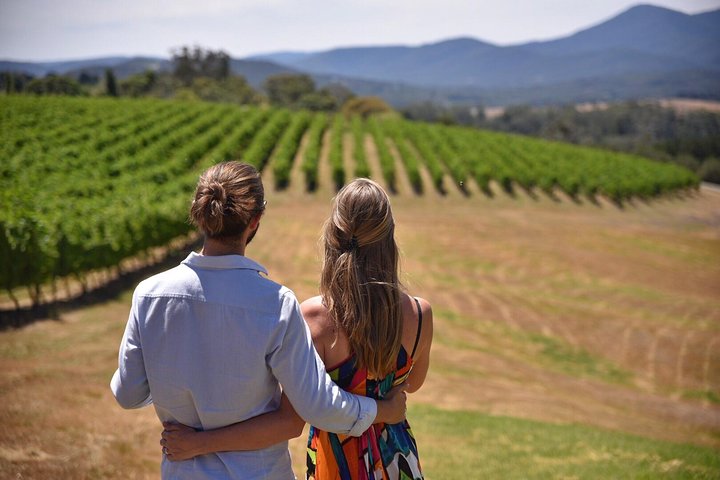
[0, 96, 699, 300]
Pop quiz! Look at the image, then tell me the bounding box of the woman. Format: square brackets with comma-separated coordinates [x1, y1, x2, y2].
[162, 178, 433, 479]
[111, 163, 407, 479]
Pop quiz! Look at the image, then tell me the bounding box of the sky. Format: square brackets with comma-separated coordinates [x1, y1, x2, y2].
[1, 0, 719, 62]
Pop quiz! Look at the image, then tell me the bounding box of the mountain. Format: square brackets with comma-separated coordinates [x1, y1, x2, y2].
[246, 52, 313, 65]
[0, 57, 134, 77]
[524, 5, 720, 65]
[63, 57, 172, 81]
[228, 59, 301, 88]
[2, 4, 718, 107]
[0, 56, 300, 89]
[0, 56, 169, 79]
[261, 5, 720, 89]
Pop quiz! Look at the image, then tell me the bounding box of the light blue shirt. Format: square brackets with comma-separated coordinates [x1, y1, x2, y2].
[110, 251, 377, 479]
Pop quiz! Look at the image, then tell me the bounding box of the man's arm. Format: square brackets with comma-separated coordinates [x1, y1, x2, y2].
[110, 291, 152, 409]
[159, 292, 406, 460]
[161, 385, 407, 461]
[267, 292, 405, 436]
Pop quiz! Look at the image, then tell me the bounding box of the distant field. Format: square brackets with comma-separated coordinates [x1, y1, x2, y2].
[490, 98, 720, 116]
[1, 181, 718, 478]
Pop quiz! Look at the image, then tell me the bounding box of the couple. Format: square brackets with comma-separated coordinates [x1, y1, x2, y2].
[111, 161, 433, 479]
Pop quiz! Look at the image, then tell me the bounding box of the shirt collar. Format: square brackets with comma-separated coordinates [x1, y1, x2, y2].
[182, 251, 268, 275]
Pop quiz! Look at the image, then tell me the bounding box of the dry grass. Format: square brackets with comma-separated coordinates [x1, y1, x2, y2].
[1, 170, 719, 478]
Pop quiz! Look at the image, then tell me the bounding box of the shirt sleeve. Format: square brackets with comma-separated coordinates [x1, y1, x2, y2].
[110, 290, 153, 409]
[266, 291, 377, 437]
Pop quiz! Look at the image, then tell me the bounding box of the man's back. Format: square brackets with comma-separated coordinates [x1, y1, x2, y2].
[114, 252, 296, 478]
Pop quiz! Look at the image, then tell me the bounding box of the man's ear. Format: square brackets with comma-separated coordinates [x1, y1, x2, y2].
[248, 214, 261, 231]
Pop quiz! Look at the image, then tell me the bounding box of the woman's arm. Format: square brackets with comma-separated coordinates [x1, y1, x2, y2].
[162, 385, 408, 461]
[161, 393, 304, 461]
[161, 295, 408, 461]
[407, 297, 433, 394]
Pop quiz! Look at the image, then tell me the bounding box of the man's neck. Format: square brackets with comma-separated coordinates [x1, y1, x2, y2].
[201, 237, 246, 256]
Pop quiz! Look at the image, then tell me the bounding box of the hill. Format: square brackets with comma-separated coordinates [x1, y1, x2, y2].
[266, 5, 720, 89]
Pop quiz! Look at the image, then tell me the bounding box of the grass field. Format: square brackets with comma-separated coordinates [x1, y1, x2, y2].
[1, 160, 719, 478]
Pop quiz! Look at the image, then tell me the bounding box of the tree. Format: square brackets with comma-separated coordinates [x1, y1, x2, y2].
[26, 75, 84, 96]
[3, 72, 14, 94]
[264, 74, 315, 107]
[120, 70, 157, 97]
[322, 83, 355, 106]
[105, 69, 118, 97]
[1, 72, 33, 93]
[171, 46, 230, 85]
[78, 71, 99, 85]
[296, 90, 337, 111]
[172, 46, 195, 86]
[342, 96, 394, 118]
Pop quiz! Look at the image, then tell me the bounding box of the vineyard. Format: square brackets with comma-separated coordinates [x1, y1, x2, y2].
[0, 96, 698, 303]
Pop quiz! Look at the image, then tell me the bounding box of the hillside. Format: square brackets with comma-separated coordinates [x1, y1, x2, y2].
[253, 4, 720, 105]
[269, 5, 720, 88]
[525, 4, 720, 63]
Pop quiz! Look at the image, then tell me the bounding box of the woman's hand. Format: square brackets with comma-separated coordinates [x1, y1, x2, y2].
[374, 382, 409, 424]
[160, 422, 204, 462]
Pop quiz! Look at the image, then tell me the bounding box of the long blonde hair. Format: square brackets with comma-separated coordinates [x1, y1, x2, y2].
[320, 178, 402, 378]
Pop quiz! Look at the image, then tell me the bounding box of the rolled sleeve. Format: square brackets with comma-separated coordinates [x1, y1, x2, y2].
[347, 396, 376, 437]
[267, 292, 377, 436]
[110, 292, 152, 409]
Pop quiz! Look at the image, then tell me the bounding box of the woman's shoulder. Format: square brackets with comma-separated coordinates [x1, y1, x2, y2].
[300, 295, 326, 319]
[400, 293, 433, 354]
[300, 296, 333, 337]
[401, 294, 432, 323]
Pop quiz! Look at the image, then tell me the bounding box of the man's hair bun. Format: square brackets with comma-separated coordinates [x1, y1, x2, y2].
[190, 162, 264, 240]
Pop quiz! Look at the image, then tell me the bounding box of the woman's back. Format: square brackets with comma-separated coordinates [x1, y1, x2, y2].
[303, 292, 432, 479]
[303, 293, 432, 391]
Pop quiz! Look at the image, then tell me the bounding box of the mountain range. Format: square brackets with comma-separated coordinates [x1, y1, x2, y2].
[2, 4, 719, 107]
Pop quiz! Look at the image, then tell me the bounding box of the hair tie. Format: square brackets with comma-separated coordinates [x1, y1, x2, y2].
[348, 236, 359, 252]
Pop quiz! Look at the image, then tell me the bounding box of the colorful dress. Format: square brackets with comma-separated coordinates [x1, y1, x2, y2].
[307, 299, 424, 480]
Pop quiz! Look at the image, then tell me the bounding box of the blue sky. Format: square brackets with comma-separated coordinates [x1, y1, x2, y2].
[1, 0, 719, 61]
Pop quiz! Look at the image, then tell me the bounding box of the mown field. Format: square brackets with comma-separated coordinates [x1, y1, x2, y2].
[1, 96, 718, 478]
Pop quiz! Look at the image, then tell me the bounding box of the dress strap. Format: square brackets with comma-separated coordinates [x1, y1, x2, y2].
[410, 297, 423, 359]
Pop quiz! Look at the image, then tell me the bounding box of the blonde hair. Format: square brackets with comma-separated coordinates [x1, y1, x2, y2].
[320, 178, 402, 378]
[190, 161, 265, 239]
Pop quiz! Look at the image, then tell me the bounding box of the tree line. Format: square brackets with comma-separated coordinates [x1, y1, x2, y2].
[0, 46, 364, 113]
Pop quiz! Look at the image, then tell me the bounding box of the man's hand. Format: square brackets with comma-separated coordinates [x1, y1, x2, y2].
[374, 382, 409, 424]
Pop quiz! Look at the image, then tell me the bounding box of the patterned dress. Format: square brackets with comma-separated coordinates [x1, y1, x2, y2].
[307, 299, 424, 480]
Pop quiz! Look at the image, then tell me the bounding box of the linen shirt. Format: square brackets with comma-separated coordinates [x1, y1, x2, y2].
[110, 251, 377, 479]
